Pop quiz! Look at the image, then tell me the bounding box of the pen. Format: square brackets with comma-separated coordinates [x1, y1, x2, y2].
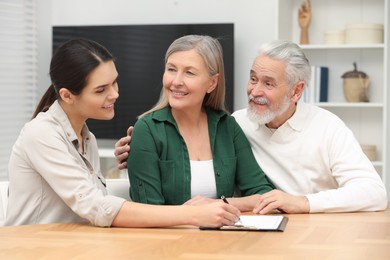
[220, 195, 229, 204]
[221, 195, 242, 224]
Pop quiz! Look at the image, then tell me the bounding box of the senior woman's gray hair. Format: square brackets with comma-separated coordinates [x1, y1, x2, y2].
[139, 35, 228, 118]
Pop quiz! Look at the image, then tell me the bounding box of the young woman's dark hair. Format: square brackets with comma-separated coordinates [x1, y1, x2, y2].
[32, 38, 114, 118]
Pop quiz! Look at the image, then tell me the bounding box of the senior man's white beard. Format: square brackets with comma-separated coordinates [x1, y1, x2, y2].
[247, 95, 291, 126]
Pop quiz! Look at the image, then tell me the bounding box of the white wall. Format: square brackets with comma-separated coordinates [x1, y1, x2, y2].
[37, 0, 52, 100]
[37, 0, 278, 110]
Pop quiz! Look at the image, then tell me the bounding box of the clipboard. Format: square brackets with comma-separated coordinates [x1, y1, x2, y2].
[199, 215, 288, 232]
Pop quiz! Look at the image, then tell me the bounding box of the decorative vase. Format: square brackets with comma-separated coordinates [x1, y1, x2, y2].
[341, 62, 369, 102]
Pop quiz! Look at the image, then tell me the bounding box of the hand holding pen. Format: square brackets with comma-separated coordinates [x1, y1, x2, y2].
[221, 195, 242, 225]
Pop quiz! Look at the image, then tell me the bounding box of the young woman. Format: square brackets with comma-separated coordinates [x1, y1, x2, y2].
[127, 35, 275, 211]
[5, 38, 240, 227]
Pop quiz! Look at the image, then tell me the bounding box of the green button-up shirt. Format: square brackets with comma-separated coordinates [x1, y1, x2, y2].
[127, 107, 275, 205]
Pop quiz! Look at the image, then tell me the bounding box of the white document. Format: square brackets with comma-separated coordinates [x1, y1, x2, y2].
[235, 215, 285, 230]
[200, 215, 288, 231]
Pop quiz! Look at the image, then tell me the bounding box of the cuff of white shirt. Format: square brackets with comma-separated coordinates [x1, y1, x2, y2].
[94, 195, 126, 227]
[305, 194, 320, 213]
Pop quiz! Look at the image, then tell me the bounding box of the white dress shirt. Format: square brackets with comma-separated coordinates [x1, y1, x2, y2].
[5, 101, 125, 226]
[233, 102, 387, 212]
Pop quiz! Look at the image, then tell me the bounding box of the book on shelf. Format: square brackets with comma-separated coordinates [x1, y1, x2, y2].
[303, 66, 329, 103]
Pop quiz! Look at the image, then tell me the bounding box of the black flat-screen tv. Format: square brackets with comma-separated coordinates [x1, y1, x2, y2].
[52, 24, 234, 141]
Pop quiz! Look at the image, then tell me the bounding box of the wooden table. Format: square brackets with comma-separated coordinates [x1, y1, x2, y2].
[0, 207, 389, 259]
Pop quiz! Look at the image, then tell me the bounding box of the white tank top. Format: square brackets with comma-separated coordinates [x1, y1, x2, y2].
[190, 160, 217, 199]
